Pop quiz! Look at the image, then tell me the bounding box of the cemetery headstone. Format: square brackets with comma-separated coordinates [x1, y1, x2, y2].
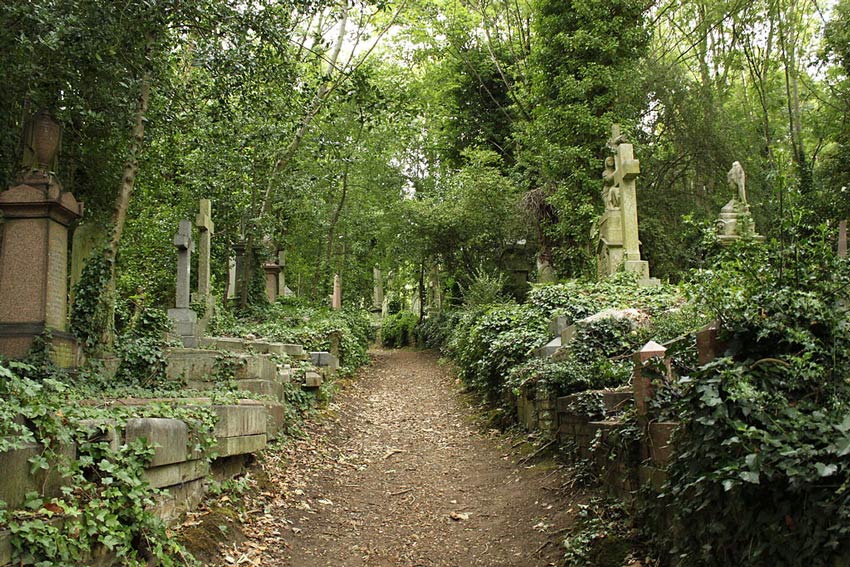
[233, 241, 247, 302]
[227, 256, 236, 299]
[716, 161, 763, 245]
[372, 267, 384, 312]
[69, 223, 106, 307]
[597, 124, 651, 281]
[264, 262, 281, 303]
[332, 274, 342, 310]
[0, 111, 83, 366]
[167, 220, 198, 347]
[277, 250, 287, 297]
[194, 199, 215, 333]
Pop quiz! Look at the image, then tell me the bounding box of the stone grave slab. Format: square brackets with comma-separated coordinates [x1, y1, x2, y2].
[213, 405, 267, 438]
[309, 351, 339, 370]
[144, 459, 209, 490]
[125, 418, 188, 467]
[216, 434, 266, 458]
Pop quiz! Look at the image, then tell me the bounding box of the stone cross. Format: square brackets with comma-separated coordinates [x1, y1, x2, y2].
[195, 199, 214, 298]
[173, 220, 193, 309]
[332, 274, 342, 310]
[608, 125, 641, 264]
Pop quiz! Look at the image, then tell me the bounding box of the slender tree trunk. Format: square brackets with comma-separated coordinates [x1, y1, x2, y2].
[99, 71, 152, 348]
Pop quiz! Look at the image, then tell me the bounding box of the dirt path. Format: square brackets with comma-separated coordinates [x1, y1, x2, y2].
[209, 349, 582, 566]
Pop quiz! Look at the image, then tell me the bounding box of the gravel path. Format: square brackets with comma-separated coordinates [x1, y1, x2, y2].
[209, 348, 581, 566]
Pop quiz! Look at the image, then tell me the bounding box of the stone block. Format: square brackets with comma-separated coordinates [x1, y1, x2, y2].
[152, 477, 206, 525]
[232, 354, 277, 382]
[0, 529, 9, 567]
[309, 351, 339, 370]
[213, 405, 267, 438]
[278, 368, 292, 384]
[304, 370, 322, 388]
[560, 324, 577, 346]
[263, 402, 287, 439]
[165, 348, 219, 382]
[548, 315, 569, 337]
[248, 340, 270, 353]
[0, 440, 74, 510]
[535, 337, 561, 358]
[125, 418, 189, 467]
[215, 434, 266, 458]
[236, 379, 284, 402]
[207, 337, 248, 353]
[268, 343, 306, 357]
[144, 459, 209, 489]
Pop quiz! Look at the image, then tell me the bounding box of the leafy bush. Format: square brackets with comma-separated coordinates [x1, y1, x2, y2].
[381, 311, 419, 348]
[414, 310, 462, 350]
[653, 229, 850, 566]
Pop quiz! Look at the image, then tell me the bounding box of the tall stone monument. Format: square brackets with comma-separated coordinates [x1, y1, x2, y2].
[194, 199, 214, 332]
[716, 161, 762, 245]
[263, 261, 281, 303]
[232, 240, 247, 303]
[596, 124, 651, 281]
[332, 274, 342, 310]
[0, 111, 83, 365]
[168, 220, 198, 347]
[372, 267, 384, 312]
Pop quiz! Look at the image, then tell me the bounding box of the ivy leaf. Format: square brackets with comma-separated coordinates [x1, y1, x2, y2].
[739, 471, 760, 484]
[815, 463, 838, 477]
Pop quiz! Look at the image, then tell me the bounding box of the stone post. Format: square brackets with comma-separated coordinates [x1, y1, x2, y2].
[0, 171, 83, 365]
[233, 241, 247, 302]
[372, 267, 383, 312]
[226, 257, 236, 299]
[840, 221, 847, 259]
[195, 199, 213, 299]
[263, 262, 281, 303]
[696, 323, 725, 365]
[633, 340, 668, 421]
[277, 250, 287, 297]
[332, 274, 342, 310]
[167, 220, 198, 347]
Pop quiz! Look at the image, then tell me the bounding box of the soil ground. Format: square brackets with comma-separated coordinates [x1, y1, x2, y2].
[188, 348, 587, 566]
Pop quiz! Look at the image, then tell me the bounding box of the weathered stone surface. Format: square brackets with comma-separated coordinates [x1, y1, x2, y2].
[215, 434, 266, 457]
[125, 418, 188, 467]
[213, 405, 267, 438]
[232, 354, 277, 382]
[263, 402, 287, 439]
[236, 379, 284, 402]
[0, 440, 73, 510]
[152, 477, 206, 525]
[310, 351, 339, 370]
[304, 370, 323, 388]
[144, 459, 209, 489]
[535, 337, 561, 358]
[165, 347, 219, 382]
[648, 421, 678, 466]
[0, 529, 9, 566]
[548, 315, 569, 337]
[206, 337, 248, 353]
[211, 454, 250, 481]
[267, 342, 305, 357]
[248, 340, 270, 353]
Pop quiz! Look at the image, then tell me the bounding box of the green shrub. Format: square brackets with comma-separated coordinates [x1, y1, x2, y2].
[415, 310, 462, 350]
[381, 311, 419, 348]
[652, 228, 850, 566]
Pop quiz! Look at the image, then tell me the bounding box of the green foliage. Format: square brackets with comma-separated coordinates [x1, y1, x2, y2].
[70, 247, 113, 354]
[212, 301, 373, 376]
[115, 304, 173, 387]
[381, 311, 419, 348]
[0, 362, 224, 565]
[415, 310, 463, 350]
[462, 265, 508, 307]
[652, 228, 850, 566]
[563, 498, 633, 567]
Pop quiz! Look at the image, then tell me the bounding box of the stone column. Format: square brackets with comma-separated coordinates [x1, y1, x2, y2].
[372, 267, 383, 311]
[332, 274, 342, 310]
[0, 172, 83, 365]
[840, 221, 847, 259]
[233, 241, 247, 302]
[167, 220, 198, 347]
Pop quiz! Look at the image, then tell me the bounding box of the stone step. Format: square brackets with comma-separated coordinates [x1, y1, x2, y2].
[143, 459, 209, 489]
[213, 405, 267, 438]
[303, 370, 323, 389]
[125, 418, 191, 467]
[216, 434, 266, 457]
[235, 379, 284, 402]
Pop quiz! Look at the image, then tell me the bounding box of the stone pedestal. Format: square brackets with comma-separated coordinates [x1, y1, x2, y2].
[263, 263, 281, 303]
[167, 308, 198, 348]
[0, 172, 83, 365]
[716, 200, 763, 246]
